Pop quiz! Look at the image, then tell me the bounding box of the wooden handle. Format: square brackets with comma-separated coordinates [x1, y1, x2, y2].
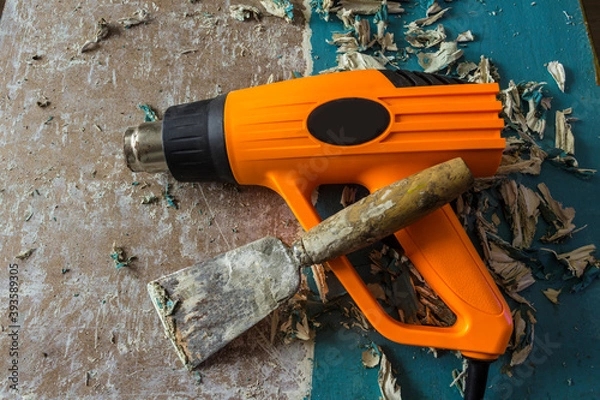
[293, 158, 474, 266]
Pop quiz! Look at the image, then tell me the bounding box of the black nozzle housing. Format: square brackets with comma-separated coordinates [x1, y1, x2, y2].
[162, 94, 236, 183]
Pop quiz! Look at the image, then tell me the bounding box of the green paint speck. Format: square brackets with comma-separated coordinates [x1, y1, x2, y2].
[138, 104, 158, 122]
[163, 183, 179, 209]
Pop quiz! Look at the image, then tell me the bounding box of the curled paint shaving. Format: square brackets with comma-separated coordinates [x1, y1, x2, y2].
[138, 104, 158, 122]
[547, 61, 565, 92]
[81, 18, 110, 53]
[378, 350, 402, 399]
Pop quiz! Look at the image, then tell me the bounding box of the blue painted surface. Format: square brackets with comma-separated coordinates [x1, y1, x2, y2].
[308, 1, 600, 399]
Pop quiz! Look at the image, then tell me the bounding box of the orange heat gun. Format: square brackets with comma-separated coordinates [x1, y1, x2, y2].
[124, 69, 512, 399]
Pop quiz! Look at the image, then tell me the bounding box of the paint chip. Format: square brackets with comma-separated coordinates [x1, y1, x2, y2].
[467, 55, 499, 83]
[378, 350, 402, 399]
[369, 246, 455, 326]
[280, 305, 314, 343]
[313, 0, 336, 21]
[24, 210, 34, 222]
[500, 81, 548, 137]
[163, 183, 179, 209]
[141, 194, 159, 204]
[118, 9, 151, 28]
[509, 309, 535, 366]
[417, 41, 463, 73]
[354, 17, 372, 49]
[361, 343, 381, 368]
[81, 18, 110, 53]
[497, 138, 547, 176]
[476, 219, 535, 303]
[260, 0, 294, 22]
[555, 108, 575, 155]
[456, 30, 474, 43]
[498, 180, 540, 249]
[311, 263, 329, 303]
[537, 183, 576, 243]
[37, 96, 50, 108]
[340, 185, 358, 207]
[542, 245, 597, 278]
[328, 32, 360, 53]
[456, 61, 477, 79]
[449, 359, 468, 397]
[414, 3, 450, 27]
[229, 5, 262, 21]
[405, 23, 446, 49]
[547, 61, 566, 92]
[542, 287, 562, 304]
[323, 51, 387, 72]
[342, 303, 371, 331]
[522, 82, 550, 137]
[110, 243, 136, 269]
[138, 104, 158, 122]
[366, 282, 386, 301]
[332, 0, 404, 16]
[16, 248, 35, 260]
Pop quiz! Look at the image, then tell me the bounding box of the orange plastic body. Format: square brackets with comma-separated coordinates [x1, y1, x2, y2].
[223, 70, 512, 360]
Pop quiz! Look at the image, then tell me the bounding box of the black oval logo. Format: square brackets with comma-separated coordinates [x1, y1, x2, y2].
[307, 98, 390, 146]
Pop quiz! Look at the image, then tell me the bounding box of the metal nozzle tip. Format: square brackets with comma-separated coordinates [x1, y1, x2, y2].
[123, 122, 168, 173]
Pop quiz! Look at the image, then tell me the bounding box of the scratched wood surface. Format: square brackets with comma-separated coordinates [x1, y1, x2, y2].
[0, 0, 313, 398]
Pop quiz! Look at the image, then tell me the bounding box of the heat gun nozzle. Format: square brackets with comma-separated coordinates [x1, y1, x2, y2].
[123, 121, 168, 173]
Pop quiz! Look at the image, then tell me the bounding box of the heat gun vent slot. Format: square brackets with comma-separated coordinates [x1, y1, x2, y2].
[311, 184, 456, 328]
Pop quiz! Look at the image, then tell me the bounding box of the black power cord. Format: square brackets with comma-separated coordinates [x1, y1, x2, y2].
[464, 358, 493, 400]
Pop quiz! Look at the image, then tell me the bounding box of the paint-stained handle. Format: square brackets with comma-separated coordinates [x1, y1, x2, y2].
[293, 158, 473, 266]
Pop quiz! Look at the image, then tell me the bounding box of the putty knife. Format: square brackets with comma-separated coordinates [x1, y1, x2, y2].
[148, 158, 473, 370]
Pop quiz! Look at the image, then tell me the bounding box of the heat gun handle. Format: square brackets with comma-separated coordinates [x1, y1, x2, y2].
[270, 174, 513, 359]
